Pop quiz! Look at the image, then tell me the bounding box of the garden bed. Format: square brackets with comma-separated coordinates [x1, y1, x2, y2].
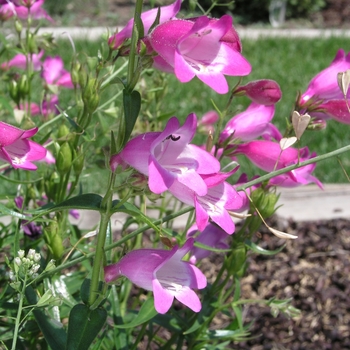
[236, 217, 350, 349]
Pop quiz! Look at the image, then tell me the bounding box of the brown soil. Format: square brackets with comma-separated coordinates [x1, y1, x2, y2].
[236, 217, 350, 349]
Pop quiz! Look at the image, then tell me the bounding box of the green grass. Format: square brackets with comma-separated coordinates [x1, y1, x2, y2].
[52, 36, 350, 184]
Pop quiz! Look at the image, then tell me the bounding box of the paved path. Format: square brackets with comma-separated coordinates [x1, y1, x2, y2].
[67, 184, 350, 233]
[35, 27, 350, 41]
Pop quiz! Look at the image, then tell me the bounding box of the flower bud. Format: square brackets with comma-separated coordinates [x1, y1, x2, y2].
[235, 79, 282, 105]
[82, 78, 100, 114]
[73, 148, 84, 175]
[14, 257, 22, 267]
[250, 188, 278, 218]
[18, 74, 29, 96]
[27, 32, 38, 54]
[15, 20, 23, 34]
[57, 124, 70, 144]
[44, 220, 64, 260]
[227, 242, 247, 276]
[56, 142, 72, 175]
[70, 61, 81, 87]
[27, 249, 36, 260]
[18, 250, 25, 259]
[9, 80, 20, 105]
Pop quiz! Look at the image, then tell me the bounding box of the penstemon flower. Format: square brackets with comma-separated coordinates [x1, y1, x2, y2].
[42, 56, 74, 88]
[186, 223, 229, 264]
[104, 238, 207, 314]
[0, 121, 46, 170]
[148, 15, 251, 94]
[169, 171, 243, 234]
[300, 49, 350, 103]
[108, 0, 181, 50]
[220, 102, 281, 143]
[116, 113, 220, 195]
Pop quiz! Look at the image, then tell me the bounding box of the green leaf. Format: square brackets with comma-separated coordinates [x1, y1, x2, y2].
[111, 200, 161, 235]
[0, 202, 32, 220]
[122, 89, 141, 148]
[116, 298, 157, 329]
[25, 286, 67, 350]
[0, 95, 14, 117]
[35, 193, 103, 216]
[245, 239, 286, 255]
[66, 304, 107, 350]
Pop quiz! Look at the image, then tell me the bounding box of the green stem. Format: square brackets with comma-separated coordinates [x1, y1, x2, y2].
[11, 275, 27, 350]
[88, 170, 117, 307]
[236, 143, 350, 191]
[35, 206, 193, 283]
[126, 0, 143, 91]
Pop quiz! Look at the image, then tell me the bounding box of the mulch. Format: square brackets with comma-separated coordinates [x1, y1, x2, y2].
[236, 217, 350, 349]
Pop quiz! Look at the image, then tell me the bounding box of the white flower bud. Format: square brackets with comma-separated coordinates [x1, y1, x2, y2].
[14, 257, 22, 267]
[34, 253, 41, 263]
[18, 250, 25, 259]
[27, 249, 36, 260]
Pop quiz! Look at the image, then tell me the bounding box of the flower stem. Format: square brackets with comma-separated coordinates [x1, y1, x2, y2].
[11, 275, 27, 350]
[88, 170, 117, 307]
[236, 143, 350, 191]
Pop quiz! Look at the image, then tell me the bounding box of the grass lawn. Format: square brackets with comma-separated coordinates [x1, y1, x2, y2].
[50, 35, 350, 184]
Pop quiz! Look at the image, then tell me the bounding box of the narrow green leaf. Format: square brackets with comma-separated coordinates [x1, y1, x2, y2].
[25, 286, 67, 350]
[245, 239, 286, 255]
[122, 89, 141, 148]
[111, 200, 161, 235]
[116, 298, 157, 329]
[66, 304, 107, 350]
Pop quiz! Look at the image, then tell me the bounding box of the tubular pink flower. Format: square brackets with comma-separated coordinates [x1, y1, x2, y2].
[301, 49, 350, 103]
[42, 56, 73, 88]
[235, 79, 282, 105]
[0, 122, 46, 170]
[14, 0, 54, 22]
[0, 3, 15, 21]
[187, 223, 229, 264]
[119, 113, 220, 195]
[233, 140, 301, 172]
[104, 238, 207, 314]
[269, 160, 323, 189]
[149, 15, 251, 94]
[233, 140, 321, 188]
[220, 102, 281, 143]
[312, 99, 350, 124]
[1, 50, 44, 71]
[169, 170, 243, 234]
[108, 0, 181, 49]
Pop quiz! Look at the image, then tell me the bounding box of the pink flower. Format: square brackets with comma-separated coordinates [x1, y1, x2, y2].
[0, 3, 15, 21]
[14, 0, 53, 22]
[269, 160, 323, 189]
[42, 56, 73, 88]
[0, 121, 46, 170]
[1, 50, 44, 71]
[311, 99, 350, 124]
[301, 49, 350, 104]
[233, 140, 322, 188]
[169, 171, 243, 234]
[104, 238, 207, 314]
[220, 102, 282, 143]
[187, 223, 229, 264]
[108, 0, 181, 49]
[234, 79, 282, 105]
[20, 94, 59, 117]
[149, 15, 251, 94]
[233, 140, 300, 172]
[117, 113, 220, 195]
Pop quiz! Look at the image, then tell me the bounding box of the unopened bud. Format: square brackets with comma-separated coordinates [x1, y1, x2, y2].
[27, 33, 37, 54]
[82, 78, 100, 113]
[70, 61, 81, 87]
[57, 124, 70, 144]
[44, 220, 64, 260]
[73, 148, 84, 175]
[15, 20, 22, 34]
[9, 80, 20, 105]
[14, 257, 22, 267]
[19, 74, 29, 96]
[250, 188, 278, 218]
[56, 142, 72, 175]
